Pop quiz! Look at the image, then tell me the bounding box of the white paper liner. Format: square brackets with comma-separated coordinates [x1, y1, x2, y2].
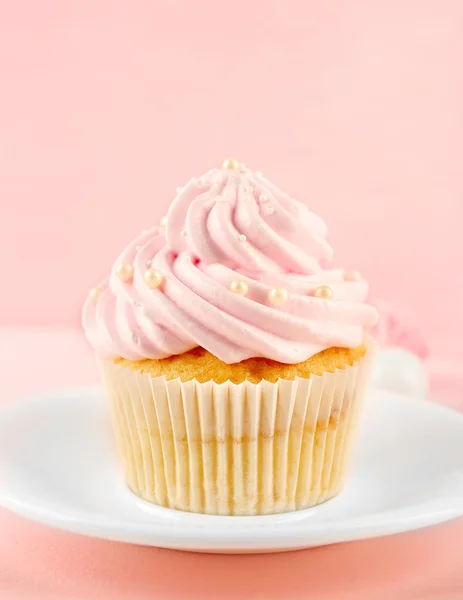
[98, 343, 375, 515]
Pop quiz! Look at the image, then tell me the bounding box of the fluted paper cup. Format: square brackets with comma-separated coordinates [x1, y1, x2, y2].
[98, 342, 375, 515]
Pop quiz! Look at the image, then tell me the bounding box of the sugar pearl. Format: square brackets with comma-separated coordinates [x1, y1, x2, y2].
[344, 270, 363, 282]
[259, 194, 268, 203]
[116, 263, 134, 282]
[144, 268, 164, 289]
[268, 287, 288, 306]
[89, 287, 102, 303]
[314, 285, 333, 299]
[230, 280, 248, 296]
[238, 234, 247, 242]
[222, 158, 240, 170]
[266, 207, 275, 215]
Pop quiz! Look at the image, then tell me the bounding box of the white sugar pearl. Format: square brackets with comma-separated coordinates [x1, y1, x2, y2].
[116, 263, 134, 282]
[313, 285, 333, 299]
[230, 280, 248, 296]
[89, 287, 102, 303]
[222, 158, 240, 170]
[144, 268, 164, 289]
[268, 287, 288, 306]
[344, 270, 363, 282]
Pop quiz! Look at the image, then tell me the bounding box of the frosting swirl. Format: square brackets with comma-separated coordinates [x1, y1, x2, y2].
[82, 164, 378, 364]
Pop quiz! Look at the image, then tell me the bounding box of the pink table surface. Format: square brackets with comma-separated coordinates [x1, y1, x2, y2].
[1, 328, 463, 600]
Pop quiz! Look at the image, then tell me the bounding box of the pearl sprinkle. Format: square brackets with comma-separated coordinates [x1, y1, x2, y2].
[116, 263, 134, 282]
[230, 280, 248, 296]
[313, 285, 333, 299]
[268, 287, 288, 306]
[144, 269, 164, 289]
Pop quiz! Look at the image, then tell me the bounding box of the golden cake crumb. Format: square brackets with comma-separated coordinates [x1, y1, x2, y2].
[113, 344, 367, 384]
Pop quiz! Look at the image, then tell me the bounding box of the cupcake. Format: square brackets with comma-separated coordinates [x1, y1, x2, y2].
[82, 159, 378, 516]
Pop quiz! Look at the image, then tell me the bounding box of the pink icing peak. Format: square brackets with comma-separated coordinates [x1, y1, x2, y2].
[165, 168, 332, 275]
[82, 163, 378, 364]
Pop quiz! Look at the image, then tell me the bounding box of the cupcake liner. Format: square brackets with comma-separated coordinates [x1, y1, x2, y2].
[98, 342, 376, 515]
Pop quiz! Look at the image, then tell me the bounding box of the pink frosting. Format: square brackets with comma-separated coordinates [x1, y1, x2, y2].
[82, 165, 378, 364]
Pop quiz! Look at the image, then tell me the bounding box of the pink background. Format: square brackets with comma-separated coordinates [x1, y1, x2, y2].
[1, 0, 463, 360]
[1, 2, 463, 599]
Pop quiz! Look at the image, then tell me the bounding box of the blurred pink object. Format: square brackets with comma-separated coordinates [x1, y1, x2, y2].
[372, 300, 429, 359]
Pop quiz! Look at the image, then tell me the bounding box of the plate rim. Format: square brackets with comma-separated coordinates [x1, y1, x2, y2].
[1, 385, 463, 552]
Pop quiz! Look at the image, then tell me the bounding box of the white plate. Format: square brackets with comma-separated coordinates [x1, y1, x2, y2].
[0, 386, 463, 554]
